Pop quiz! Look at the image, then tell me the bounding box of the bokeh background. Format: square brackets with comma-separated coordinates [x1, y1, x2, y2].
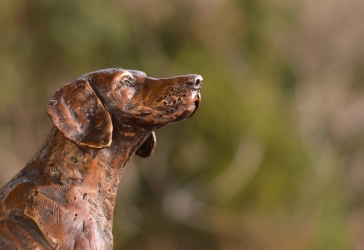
[1, 0, 364, 249]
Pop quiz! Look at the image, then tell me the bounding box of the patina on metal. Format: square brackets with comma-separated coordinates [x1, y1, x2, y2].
[0, 68, 202, 250]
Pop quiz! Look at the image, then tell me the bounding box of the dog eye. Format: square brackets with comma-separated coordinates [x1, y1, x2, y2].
[121, 76, 135, 86]
[114, 83, 122, 89]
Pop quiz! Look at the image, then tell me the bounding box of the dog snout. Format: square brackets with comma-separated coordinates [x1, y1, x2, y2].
[186, 75, 203, 89]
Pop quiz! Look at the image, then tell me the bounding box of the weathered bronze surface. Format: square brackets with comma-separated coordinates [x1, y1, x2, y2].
[0, 68, 202, 250]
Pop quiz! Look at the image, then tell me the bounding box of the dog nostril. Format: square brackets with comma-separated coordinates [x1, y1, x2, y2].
[195, 76, 203, 87]
[187, 75, 203, 89]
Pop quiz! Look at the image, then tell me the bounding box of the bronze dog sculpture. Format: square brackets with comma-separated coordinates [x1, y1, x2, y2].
[0, 68, 202, 249]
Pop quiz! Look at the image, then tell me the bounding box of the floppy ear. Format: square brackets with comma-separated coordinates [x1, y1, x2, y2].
[46, 79, 113, 148]
[136, 132, 156, 158]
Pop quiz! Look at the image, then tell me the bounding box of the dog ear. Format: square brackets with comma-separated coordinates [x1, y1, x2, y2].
[46, 80, 113, 148]
[136, 132, 156, 158]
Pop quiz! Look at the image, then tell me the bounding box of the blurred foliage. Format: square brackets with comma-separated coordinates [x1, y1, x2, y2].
[1, 0, 364, 249]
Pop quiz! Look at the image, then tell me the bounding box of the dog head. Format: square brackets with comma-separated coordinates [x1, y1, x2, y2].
[46, 68, 202, 157]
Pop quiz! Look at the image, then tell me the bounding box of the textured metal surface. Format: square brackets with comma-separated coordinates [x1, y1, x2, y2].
[0, 68, 202, 250]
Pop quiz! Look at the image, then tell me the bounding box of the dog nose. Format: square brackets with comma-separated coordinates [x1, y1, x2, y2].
[186, 75, 203, 89]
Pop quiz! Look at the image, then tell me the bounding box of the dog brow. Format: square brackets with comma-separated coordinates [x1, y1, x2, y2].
[120, 71, 135, 80]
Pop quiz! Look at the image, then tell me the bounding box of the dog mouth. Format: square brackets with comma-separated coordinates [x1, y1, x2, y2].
[172, 91, 201, 123]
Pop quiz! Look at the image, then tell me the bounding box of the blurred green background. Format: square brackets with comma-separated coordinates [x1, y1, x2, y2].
[1, 0, 364, 249]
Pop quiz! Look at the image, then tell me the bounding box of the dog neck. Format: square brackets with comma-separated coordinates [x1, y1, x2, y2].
[36, 125, 148, 199]
[0, 126, 149, 246]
